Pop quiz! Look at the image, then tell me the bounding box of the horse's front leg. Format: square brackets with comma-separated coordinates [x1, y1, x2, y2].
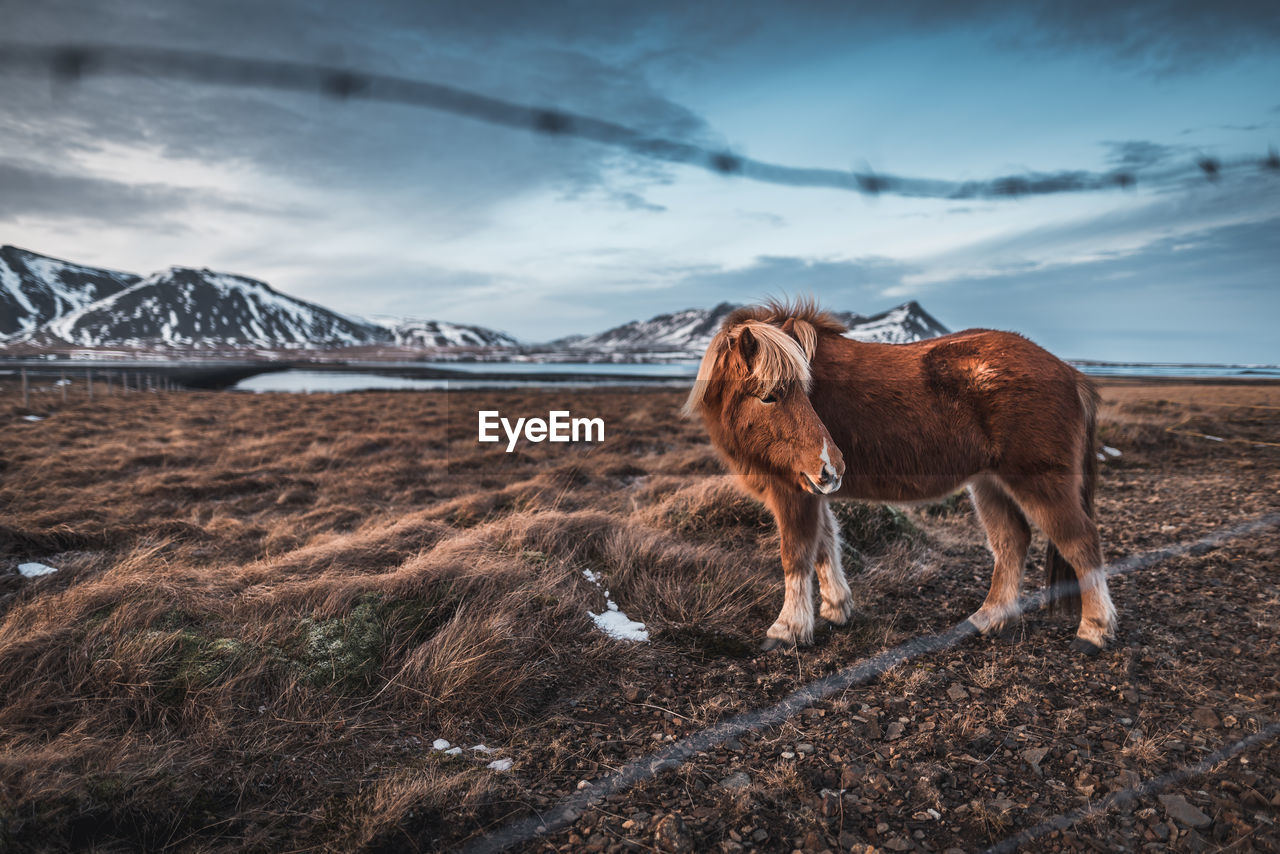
[761, 488, 821, 651]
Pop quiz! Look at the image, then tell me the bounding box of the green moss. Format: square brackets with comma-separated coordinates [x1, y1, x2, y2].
[146, 588, 462, 702]
[176, 637, 253, 688]
[295, 594, 386, 691]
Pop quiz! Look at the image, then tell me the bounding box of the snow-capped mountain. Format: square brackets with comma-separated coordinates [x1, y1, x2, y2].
[0, 246, 140, 337]
[379, 317, 519, 349]
[552, 302, 741, 354]
[0, 246, 518, 352]
[0, 245, 948, 356]
[548, 301, 946, 356]
[44, 267, 390, 349]
[842, 301, 950, 344]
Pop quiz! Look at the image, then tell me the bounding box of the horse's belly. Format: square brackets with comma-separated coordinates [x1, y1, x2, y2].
[834, 473, 969, 503]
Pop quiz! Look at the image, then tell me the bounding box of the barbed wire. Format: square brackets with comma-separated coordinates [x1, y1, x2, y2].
[2, 42, 1278, 200]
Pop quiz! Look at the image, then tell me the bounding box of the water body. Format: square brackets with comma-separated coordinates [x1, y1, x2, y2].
[418, 361, 698, 377]
[1074, 364, 1280, 379]
[233, 361, 1278, 393]
[233, 369, 690, 393]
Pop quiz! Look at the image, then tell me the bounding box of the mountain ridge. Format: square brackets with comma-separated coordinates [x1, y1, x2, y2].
[550, 300, 948, 356]
[0, 245, 949, 354]
[0, 245, 141, 338]
[42, 266, 390, 349]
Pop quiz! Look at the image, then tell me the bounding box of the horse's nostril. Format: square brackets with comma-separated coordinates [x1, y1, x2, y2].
[820, 464, 838, 485]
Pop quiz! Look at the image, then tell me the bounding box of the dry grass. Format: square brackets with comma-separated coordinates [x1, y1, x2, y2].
[0, 384, 931, 851]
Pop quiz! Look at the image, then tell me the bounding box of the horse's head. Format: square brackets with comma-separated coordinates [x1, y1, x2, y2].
[684, 315, 844, 495]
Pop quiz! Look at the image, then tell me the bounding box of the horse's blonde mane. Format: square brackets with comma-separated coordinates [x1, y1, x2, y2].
[683, 301, 827, 416]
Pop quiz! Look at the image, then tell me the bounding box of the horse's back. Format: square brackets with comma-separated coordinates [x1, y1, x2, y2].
[817, 327, 1080, 396]
[813, 327, 1090, 497]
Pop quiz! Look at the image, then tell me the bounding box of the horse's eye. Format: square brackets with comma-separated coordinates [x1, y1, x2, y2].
[759, 392, 779, 404]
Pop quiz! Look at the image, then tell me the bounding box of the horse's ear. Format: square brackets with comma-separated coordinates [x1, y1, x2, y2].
[735, 326, 758, 366]
[779, 317, 817, 360]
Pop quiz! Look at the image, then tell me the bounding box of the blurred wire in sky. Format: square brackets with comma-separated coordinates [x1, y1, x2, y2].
[2, 42, 1277, 199]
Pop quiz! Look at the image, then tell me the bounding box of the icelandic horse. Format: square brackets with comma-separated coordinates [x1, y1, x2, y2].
[683, 300, 1115, 654]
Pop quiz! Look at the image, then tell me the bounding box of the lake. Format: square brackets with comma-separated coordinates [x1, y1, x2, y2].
[233, 368, 693, 393]
[230, 360, 1278, 393]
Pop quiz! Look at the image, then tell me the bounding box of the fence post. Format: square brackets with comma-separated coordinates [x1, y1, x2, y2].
[61, 370, 67, 404]
[21, 368, 28, 408]
[87, 368, 94, 402]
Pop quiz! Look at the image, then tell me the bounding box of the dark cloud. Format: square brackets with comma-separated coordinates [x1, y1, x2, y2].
[926, 174, 1280, 270]
[0, 155, 314, 227]
[0, 158, 190, 226]
[0, 39, 717, 231]
[1102, 140, 1179, 169]
[994, 0, 1280, 72]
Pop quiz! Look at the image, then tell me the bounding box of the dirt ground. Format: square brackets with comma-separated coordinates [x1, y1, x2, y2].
[0, 376, 1277, 852]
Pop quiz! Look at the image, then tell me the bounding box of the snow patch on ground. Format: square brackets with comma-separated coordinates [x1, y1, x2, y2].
[22, 415, 43, 422]
[428, 738, 512, 770]
[1102, 446, 1122, 457]
[582, 569, 649, 642]
[18, 562, 58, 577]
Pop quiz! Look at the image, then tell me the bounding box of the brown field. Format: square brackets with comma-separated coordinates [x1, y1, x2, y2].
[1, 377, 1278, 852]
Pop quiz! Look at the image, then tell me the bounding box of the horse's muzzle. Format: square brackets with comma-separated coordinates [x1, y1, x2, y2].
[804, 464, 842, 494]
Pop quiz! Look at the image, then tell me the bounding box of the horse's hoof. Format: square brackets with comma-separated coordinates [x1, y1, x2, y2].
[759, 637, 789, 653]
[966, 614, 1003, 636]
[1070, 637, 1103, 656]
[819, 601, 855, 626]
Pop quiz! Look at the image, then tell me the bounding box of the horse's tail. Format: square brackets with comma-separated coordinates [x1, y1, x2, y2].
[1047, 375, 1099, 617]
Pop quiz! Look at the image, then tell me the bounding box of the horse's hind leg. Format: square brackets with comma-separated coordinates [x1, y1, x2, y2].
[761, 487, 820, 650]
[1002, 476, 1116, 653]
[967, 476, 1032, 635]
[816, 502, 855, 625]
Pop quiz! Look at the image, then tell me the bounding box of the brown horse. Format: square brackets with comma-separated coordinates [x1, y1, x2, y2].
[684, 300, 1114, 654]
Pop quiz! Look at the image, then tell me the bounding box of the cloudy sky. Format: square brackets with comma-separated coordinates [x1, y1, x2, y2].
[2, 0, 1278, 361]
